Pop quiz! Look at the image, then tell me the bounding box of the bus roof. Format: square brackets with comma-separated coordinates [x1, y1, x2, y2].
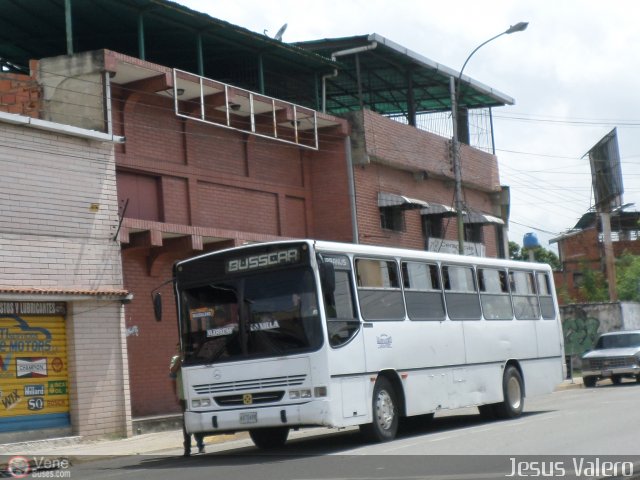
[312, 240, 552, 271]
[175, 239, 552, 273]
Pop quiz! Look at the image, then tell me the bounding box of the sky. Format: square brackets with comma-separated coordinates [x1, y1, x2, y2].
[176, 0, 640, 252]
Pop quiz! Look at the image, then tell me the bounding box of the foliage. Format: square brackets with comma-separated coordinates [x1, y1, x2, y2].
[508, 241, 561, 271]
[576, 266, 608, 303]
[615, 252, 640, 302]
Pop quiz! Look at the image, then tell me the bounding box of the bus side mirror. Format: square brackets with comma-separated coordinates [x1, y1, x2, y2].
[153, 292, 163, 322]
[320, 262, 336, 294]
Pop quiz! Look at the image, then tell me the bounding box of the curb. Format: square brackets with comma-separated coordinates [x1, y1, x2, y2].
[555, 378, 583, 390]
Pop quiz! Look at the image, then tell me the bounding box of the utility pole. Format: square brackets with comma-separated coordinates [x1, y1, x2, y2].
[450, 22, 528, 254]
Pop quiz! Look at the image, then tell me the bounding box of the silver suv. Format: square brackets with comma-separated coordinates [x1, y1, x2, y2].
[581, 330, 640, 387]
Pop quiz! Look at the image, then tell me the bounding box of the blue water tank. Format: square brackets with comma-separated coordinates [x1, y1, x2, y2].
[523, 232, 540, 249]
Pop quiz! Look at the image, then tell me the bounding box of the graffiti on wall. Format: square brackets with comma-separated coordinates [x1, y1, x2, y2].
[562, 308, 601, 356]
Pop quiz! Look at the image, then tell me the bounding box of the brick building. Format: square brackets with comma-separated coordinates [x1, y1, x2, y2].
[0, 0, 515, 433]
[552, 210, 640, 302]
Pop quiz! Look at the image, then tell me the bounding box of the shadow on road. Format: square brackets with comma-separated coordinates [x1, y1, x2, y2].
[84, 409, 553, 474]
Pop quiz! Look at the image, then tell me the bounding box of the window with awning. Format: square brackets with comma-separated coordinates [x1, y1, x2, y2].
[420, 203, 504, 225]
[377, 192, 429, 210]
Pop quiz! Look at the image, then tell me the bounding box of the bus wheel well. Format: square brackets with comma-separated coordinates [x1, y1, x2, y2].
[504, 360, 525, 397]
[377, 370, 406, 417]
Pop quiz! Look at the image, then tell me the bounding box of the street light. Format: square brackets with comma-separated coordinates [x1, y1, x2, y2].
[450, 22, 528, 254]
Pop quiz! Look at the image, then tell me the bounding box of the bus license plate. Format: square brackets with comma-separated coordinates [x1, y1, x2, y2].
[602, 370, 612, 377]
[240, 412, 258, 424]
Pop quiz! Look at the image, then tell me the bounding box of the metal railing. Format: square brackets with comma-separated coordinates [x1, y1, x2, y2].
[172, 69, 318, 150]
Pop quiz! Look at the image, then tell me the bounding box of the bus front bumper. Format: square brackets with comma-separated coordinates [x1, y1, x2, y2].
[184, 400, 331, 434]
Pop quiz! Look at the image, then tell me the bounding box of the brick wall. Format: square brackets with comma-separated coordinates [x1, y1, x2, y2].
[113, 91, 345, 239]
[112, 85, 352, 416]
[353, 109, 501, 192]
[122, 253, 180, 417]
[0, 67, 41, 118]
[309, 134, 354, 242]
[0, 123, 123, 288]
[351, 112, 502, 256]
[555, 227, 640, 303]
[67, 301, 131, 438]
[0, 120, 130, 438]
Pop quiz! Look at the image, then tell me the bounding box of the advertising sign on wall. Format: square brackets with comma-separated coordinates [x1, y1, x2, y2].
[0, 302, 69, 432]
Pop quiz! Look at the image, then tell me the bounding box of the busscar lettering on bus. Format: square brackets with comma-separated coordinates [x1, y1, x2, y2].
[174, 240, 564, 449]
[226, 248, 300, 273]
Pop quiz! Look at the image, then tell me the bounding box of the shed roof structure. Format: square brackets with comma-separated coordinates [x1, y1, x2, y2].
[0, 0, 513, 117]
[296, 33, 514, 119]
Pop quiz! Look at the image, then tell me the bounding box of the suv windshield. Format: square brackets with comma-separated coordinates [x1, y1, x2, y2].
[180, 266, 322, 364]
[595, 333, 640, 350]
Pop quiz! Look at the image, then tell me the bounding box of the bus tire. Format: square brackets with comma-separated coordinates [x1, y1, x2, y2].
[249, 427, 290, 449]
[583, 376, 597, 388]
[360, 377, 399, 442]
[493, 366, 524, 419]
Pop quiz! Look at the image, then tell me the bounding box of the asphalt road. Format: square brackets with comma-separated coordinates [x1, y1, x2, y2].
[69, 382, 640, 480]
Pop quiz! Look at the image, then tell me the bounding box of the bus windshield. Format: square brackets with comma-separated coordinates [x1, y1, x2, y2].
[179, 266, 323, 364]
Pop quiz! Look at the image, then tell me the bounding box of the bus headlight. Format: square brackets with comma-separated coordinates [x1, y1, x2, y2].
[289, 389, 312, 399]
[192, 398, 211, 408]
[289, 387, 327, 399]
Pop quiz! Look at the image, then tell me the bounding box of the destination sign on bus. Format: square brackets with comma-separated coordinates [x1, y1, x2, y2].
[226, 248, 300, 273]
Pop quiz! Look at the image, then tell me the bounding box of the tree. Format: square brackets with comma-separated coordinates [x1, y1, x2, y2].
[577, 265, 609, 302]
[616, 253, 640, 302]
[508, 241, 561, 271]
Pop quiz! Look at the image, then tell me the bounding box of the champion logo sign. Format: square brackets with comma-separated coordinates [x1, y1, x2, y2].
[16, 358, 48, 378]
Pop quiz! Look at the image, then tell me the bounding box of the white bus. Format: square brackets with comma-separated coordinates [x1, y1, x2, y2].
[169, 239, 564, 448]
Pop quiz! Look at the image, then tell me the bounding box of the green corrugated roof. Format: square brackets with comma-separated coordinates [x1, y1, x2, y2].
[0, 0, 336, 106]
[297, 34, 513, 115]
[0, 1, 512, 115]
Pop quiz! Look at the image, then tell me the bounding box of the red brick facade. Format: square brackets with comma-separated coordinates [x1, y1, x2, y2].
[0, 61, 41, 117]
[108, 60, 353, 416]
[350, 110, 503, 256]
[554, 227, 640, 303]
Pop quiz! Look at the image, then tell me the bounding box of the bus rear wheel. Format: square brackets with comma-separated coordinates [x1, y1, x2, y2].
[249, 427, 290, 449]
[493, 366, 524, 419]
[360, 377, 399, 442]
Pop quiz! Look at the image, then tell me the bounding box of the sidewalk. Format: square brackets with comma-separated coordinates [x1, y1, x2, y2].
[0, 379, 584, 461]
[0, 429, 249, 459]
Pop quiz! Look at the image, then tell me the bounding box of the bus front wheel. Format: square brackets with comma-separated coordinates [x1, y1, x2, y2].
[493, 366, 524, 419]
[249, 427, 290, 449]
[360, 376, 399, 442]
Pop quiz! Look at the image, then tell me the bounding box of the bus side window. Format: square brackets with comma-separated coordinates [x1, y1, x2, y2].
[355, 258, 405, 321]
[478, 268, 513, 320]
[537, 272, 556, 319]
[442, 265, 481, 320]
[510, 271, 540, 320]
[402, 261, 445, 321]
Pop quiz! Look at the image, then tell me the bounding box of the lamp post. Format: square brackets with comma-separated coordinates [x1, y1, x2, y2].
[450, 22, 528, 254]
